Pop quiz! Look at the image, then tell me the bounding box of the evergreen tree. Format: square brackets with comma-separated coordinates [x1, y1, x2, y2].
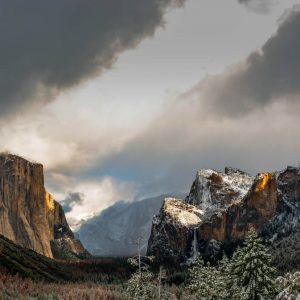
[218, 253, 234, 300]
[275, 271, 300, 300]
[230, 228, 277, 300]
[125, 267, 155, 300]
[185, 256, 227, 300]
[125, 257, 156, 300]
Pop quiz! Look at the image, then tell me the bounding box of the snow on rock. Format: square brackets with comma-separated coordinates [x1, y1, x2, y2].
[163, 198, 204, 227]
[147, 198, 203, 262]
[148, 166, 300, 269]
[186, 167, 254, 212]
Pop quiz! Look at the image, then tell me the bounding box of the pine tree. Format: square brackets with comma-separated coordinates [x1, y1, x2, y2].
[125, 267, 155, 300]
[230, 228, 277, 300]
[125, 256, 156, 300]
[218, 253, 234, 300]
[227, 246, 244, 299]
[275, 271, 300, 300]
[185, 256, 227, 300]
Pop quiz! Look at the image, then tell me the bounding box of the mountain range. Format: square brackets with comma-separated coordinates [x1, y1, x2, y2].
[0, 152, 299, 276]
[147, 167, 300, 272]
[77, 193, 184, 256]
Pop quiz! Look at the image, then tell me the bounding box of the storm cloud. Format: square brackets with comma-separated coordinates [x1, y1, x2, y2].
[0, 0, 184, 116]
[84, 5, 300, 198]
[186, 6, 300, 118]
[61, 192, 84, 213]
[238, 0, 275, 14]
[2, 0, 300, 220]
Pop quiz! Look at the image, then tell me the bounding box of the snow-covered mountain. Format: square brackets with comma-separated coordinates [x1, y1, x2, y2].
[147, 166, 300, 272]
[77, 193, 184, 257]
[186, 167, 254, 215]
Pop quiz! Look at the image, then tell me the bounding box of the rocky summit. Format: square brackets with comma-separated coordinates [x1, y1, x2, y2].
[0, 153, 90, 259]
[147, 166, 300, 271]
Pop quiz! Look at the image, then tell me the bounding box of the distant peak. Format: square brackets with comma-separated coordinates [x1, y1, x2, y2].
[224, 167, 249, 176]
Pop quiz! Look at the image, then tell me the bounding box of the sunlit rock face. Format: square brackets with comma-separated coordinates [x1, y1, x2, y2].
[199, 172, 278, 242]
[0, 153, 90, 259]
[147, 167, 300, 268]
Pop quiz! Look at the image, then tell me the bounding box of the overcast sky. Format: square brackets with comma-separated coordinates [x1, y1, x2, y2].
[1, 0, 300, 224]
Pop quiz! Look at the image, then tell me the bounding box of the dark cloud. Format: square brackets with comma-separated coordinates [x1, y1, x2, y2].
[238, 0, 275, 14]
[187, 6, 300, 117]
[61, 192, 84, 213]
[238, 0, 250, 3]
[238, 0, 255, 4]
[0, 0, 185, 117]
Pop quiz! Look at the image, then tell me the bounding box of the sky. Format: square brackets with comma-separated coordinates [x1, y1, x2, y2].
[1, 0, 300, 225]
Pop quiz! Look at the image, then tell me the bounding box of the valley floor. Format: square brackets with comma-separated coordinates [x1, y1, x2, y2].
[0, 273, 118, 300]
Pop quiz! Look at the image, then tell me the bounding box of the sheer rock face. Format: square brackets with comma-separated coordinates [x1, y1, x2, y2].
[147, 199, 203, 261]
[0, 153, 90, 259]
[199, 172, 278, 241]
[147, 167, 300, 263]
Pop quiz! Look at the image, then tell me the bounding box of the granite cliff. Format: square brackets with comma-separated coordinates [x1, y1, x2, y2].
[147, 167, 300, 271]
[0, 153, 90, 259]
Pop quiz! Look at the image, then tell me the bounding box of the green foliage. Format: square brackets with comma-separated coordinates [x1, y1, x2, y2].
[0, 234, 72, 282]
[229, 228, 277, 300]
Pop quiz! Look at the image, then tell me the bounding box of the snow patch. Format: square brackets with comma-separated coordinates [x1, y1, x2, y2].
[187, 167, 254, 212]
[164, 198, 203, 227]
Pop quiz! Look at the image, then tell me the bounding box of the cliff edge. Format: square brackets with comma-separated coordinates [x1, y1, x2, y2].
[0, 153, 90, 259]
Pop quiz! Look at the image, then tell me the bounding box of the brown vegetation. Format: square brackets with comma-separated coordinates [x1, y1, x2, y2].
[0, 273, 117, 300]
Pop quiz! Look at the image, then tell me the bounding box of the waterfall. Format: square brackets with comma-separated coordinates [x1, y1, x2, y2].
[192, 227, 198, 260]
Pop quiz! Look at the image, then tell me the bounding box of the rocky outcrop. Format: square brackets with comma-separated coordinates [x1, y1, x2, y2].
[0, 153, 90, 259]
[198, 172, 278, 242]
[186, 168, 254, 211]
[147, 199, 203, 263]
[147, 167, 300, 266]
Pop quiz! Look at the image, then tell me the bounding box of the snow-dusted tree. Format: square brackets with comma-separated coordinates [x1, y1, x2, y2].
[125, 268, 155, 300]
[275, 271, 300, 300]
[156, 266, 178, 300]
[125, 257, 156, 300]
[185, 256, 227, 300]
[230, 228, 277, 300]
[218, 253, 234, 299]
[125, 237, 157, 299]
